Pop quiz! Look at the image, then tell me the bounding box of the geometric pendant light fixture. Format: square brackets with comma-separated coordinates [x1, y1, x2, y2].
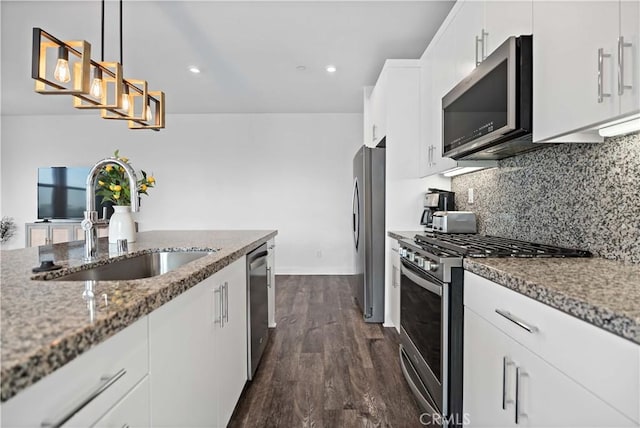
[31, 0, 165, 130]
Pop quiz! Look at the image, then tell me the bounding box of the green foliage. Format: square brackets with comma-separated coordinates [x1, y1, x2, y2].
[96, 150, 156, 206]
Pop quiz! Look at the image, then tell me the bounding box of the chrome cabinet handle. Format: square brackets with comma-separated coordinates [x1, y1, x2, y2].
[515, 367, 528, 424]
[372, 124, 377, 142]
[598, 47, 612, 103]
[224, 282, 229, 323]
[495, 309, 538, 333]
[214, 287, 223, 327]
[502, 357, 514, 410]
[266, 266, 272, 288]
[475, 35, 481, 66]
[392, 265, 398, 287]
[481, 29, 489, 61]
[618, 36, 633, 95]
[41, 369, 126, 428]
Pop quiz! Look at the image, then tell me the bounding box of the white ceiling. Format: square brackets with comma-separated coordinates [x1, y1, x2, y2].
[0, 0, 454, 115]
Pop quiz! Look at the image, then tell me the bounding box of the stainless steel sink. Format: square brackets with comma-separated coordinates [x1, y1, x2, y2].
[44, 251, 214, 281]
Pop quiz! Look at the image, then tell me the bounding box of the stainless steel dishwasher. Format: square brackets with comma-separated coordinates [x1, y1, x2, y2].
[247, 244, 269, 380]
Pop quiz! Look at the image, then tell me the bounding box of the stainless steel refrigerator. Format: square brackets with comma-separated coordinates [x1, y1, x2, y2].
[351, 145, 385, 323]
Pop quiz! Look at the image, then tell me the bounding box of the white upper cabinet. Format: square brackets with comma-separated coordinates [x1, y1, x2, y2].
[533, 1, 640, 142]
[419, 0, 531, 177]
[619, 0, 640, 116]
[454, 1, 533, 81]
[453, 0, 484, 80]
[483, 1, 533, 57]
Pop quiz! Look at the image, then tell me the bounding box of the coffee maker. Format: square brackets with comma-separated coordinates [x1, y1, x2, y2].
[421, 188, 455, 231]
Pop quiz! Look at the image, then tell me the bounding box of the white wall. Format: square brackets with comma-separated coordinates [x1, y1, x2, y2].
[0, 113, 362, 274]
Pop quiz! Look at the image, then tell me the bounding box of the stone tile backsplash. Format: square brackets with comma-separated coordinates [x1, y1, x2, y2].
[451, 132, 640, 263]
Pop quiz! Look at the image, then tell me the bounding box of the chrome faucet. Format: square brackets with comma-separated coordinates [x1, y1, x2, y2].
[82, 157, 139, 261]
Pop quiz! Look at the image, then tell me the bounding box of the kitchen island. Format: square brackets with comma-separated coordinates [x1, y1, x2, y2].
[0, 229, 276, 403]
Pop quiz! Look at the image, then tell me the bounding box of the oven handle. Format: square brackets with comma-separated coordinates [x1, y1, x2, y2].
[401, 261, 442, 297]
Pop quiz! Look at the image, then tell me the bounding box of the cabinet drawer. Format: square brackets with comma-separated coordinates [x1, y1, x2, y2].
[464, 271, 639, 423]
[1, 317, 149, 427]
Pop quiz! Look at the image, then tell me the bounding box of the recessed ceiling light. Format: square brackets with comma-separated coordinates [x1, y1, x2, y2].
[326, 65, 337, 73]
[188, 66, 201, 74]
[296, 65, 307, 71]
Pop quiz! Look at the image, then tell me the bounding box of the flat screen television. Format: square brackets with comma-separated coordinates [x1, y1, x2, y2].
[37, 167, 112, 220]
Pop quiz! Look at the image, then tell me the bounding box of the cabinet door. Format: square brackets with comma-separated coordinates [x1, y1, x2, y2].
[50, 225, 74, 244]
[148, 276, 218, 427]
[267, 239, 276, 328]
[620, 0, 640, 116]
[533, 1, 619, 142]
[426, 23, 457, 176]
[464, 308, 516, 427]
[92, 377, 150, 428]
[483, 1, 533, 57]
[215, 257, 248, 427]
[453, 0, 485, 80]
[464, 308, 636, 427]
[370, 74, 387, 146]
[26, 224, 49, 247]
[388, 240, 401, 333]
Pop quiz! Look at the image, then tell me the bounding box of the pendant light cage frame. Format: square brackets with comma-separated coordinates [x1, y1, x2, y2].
[73, 61, 123, 109]
[129, 91, 165, 130]
[32, 28, 91, 95]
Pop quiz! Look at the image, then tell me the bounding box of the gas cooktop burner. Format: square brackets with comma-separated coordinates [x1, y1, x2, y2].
[414, 233, 591, 258]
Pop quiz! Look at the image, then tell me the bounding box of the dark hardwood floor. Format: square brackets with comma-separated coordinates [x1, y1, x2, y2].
[229, 275, 423, 427]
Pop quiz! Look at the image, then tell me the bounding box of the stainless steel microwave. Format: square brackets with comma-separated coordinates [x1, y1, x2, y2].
[442, 35, 537, 160]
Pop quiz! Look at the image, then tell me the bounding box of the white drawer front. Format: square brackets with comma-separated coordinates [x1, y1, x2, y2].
[1, 317, 149, 427]
[464, 271, 639, 423]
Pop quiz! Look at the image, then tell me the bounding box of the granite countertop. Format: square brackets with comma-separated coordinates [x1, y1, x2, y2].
[0, 230, 277, 402]
[388, 231, 640, 345]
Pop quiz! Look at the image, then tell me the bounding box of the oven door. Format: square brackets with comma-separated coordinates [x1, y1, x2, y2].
[399, 258, 447, 414]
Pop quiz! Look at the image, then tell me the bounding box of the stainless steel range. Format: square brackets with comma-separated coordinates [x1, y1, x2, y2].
[398, 233, 590, 427]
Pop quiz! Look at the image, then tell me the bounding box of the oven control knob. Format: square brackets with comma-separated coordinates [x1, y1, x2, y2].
[400, 247, 407, 257]
[424, 260, 439, 272]
[415, 256, 424, 268]
[407, 251, 415, 262]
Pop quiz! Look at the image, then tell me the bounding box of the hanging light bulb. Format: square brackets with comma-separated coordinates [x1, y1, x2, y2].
[53, 46, 71, 83]
[145, 102, 152, 122]
[121, 85, 130, 112]
[89, 67, 103, 98]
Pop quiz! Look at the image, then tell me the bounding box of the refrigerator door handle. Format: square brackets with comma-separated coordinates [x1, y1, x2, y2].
[352, 177, 360, 250]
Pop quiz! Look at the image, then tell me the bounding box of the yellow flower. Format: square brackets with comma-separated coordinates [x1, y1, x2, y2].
[140, 184, 148, 191]
[114, 185, 122, 192]
[105, 165, 113, 172]
[98, 180, 105, 186]
[109, 184, 116, 191]
[147, 176, 156, 184]
[113, 194, 120, 200]
[119, 166, 125, 172]
[119, 157, 129, 163]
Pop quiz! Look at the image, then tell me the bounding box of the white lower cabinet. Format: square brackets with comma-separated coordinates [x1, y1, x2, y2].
[464, 308, 636, 427]
[0, 317, 149, 427]
[149, 257, 247, 428]
[267, 238, 276, 327]
[92, 376, 150, 428]
[387, 239, 401, 333]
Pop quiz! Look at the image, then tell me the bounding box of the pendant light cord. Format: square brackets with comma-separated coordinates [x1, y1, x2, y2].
[119, 0, 123, 65]
[100, 0, 104, 61]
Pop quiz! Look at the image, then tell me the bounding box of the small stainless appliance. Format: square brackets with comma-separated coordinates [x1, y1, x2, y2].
[432, 211, 477, 234]
[399, 233, 590, 427]
[442, 35, 536, 160]
[351, 144, 385, 323]
[247, 244, 269, 380]
[420, 189, 455, 232]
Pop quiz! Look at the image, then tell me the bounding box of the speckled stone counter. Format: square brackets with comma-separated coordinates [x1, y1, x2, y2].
[0, 230, 276, 402]
[389, 231, 640, 344]
[463, 257, 640, 345]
